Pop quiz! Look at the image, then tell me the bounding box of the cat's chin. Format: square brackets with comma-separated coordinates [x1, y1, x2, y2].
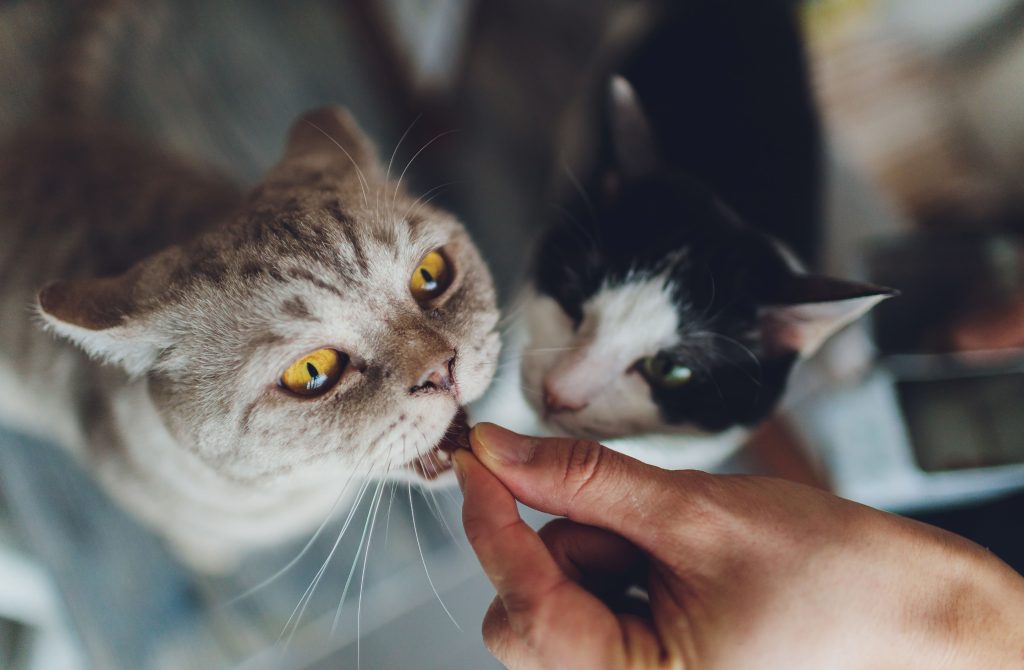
[403, 407, 471, 483]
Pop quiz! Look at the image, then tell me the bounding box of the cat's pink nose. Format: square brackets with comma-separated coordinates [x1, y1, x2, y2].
[412, 355, 456, 394]
[542, 384, 588, 415]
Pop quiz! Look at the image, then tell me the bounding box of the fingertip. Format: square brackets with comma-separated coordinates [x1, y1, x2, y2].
[469, 422, 502, 454]
[468, 422, 494, 443]
[471, 422, 537, 466]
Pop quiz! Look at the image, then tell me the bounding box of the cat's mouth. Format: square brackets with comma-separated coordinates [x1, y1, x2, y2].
[408, 408, 471, 480]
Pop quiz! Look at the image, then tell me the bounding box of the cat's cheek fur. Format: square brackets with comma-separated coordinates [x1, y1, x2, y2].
[455, 329, 502, 404]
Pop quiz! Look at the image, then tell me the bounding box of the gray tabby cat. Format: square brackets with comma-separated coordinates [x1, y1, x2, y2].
[0, 2, 499, 571]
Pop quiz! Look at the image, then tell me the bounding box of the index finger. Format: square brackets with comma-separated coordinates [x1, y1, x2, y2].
[469, 423, 699, 556]
[453, 448, 628, 669]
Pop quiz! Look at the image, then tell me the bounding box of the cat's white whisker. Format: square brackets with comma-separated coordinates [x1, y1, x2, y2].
[402, 181, 459, 221]
[483, 373, 543, 400]
[518, 345, 581, 354]
[427, 486, 469, 556]
[701, 266, 718, 319]
[228, 447, 377, 606]
[693, 358, 726, 407]
[329, 477, 386, 638]
[393, 129, 460, 203]
[497, 300, 529, 328]
[690, 331, 764, 384]
[402, 187, 451, 222]
[408, 481, 461, 631]
[302, 119, 370, 207]
[386, 113, 421, 187]
[516, 384, 543, 398]
[411, 427, 451, 529]
[226, 481, 350, 605]
[433, 479, 459, 506]
[279, 477, 371, 649]
[424, 483, 459, 546]
[354, 477, 389, 668]
[561, 158, 598, 221]
[382, 477, 399, 547]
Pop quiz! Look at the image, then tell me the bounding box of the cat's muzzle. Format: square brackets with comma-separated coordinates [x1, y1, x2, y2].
[409, 407, 471, 480]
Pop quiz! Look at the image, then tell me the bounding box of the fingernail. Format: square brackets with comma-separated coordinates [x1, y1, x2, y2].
[451, 450, 468, 492]
[472, 423, 536, 465]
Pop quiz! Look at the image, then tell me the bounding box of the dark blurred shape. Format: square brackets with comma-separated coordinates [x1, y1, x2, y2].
[621, 0, 822, 265]
[870, 232, 1024, 355]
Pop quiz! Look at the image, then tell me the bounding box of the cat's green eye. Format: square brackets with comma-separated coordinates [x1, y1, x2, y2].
[279, 348, 345, 397]
[410, 249, 451, 303]
[639, 354, 693, 389]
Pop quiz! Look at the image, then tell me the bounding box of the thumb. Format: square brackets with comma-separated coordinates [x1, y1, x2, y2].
[468, 423, 687, 554]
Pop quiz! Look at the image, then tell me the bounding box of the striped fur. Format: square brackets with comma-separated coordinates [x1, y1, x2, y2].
[0, 7, 499, 571]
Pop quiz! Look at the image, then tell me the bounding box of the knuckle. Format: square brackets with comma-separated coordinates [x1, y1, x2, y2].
[482, 608, 520, 666]
[501, 581, 569, 643]
[562, 439, 606, 507]
[460, 513, 490, 545]
[463, 514, 522, 552]
[500, 590, 537, 620]
[481, 599, 508, 648]
[664, 469, 731, 544]
[501, 593, 544, 649]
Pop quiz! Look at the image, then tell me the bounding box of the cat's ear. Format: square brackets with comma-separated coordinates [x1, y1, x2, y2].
[759, 275, 897, 358]
[281, 106, 380, 176]
[36, 255, 178, 376]
[607, 75, 658, 180]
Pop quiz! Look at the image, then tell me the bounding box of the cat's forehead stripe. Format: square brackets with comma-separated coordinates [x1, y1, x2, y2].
[334, 217, 370, 275]
[279, 296, 316, 321]
[285, 267, 346, 299]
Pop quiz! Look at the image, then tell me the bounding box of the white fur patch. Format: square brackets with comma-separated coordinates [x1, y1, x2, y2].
[581, 275, 681, 368]
[521, 274, 683, 438]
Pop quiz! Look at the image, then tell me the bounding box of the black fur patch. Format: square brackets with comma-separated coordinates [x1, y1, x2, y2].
[536, 175, 799, 431]
[534, 1, 822, 432]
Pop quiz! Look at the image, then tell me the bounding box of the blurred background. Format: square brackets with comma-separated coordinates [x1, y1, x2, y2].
[1, 0, 1023, 667]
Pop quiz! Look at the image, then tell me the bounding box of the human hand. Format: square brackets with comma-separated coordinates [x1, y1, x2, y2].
[452, 423, 1024, 670]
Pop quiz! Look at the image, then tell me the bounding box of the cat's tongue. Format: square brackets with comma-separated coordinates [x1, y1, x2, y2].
[410, 408, 471, 480]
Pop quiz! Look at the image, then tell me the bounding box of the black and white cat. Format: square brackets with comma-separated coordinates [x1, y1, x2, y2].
[499, 1, 894, 464]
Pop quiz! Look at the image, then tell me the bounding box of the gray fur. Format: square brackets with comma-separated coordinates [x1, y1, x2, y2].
[0, 11, 499, 571]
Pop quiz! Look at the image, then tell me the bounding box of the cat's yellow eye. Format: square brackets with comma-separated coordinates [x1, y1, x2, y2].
[279, 348, 346, 397]
[410, 249, 451, 302]
[640, 354, 693, 389]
